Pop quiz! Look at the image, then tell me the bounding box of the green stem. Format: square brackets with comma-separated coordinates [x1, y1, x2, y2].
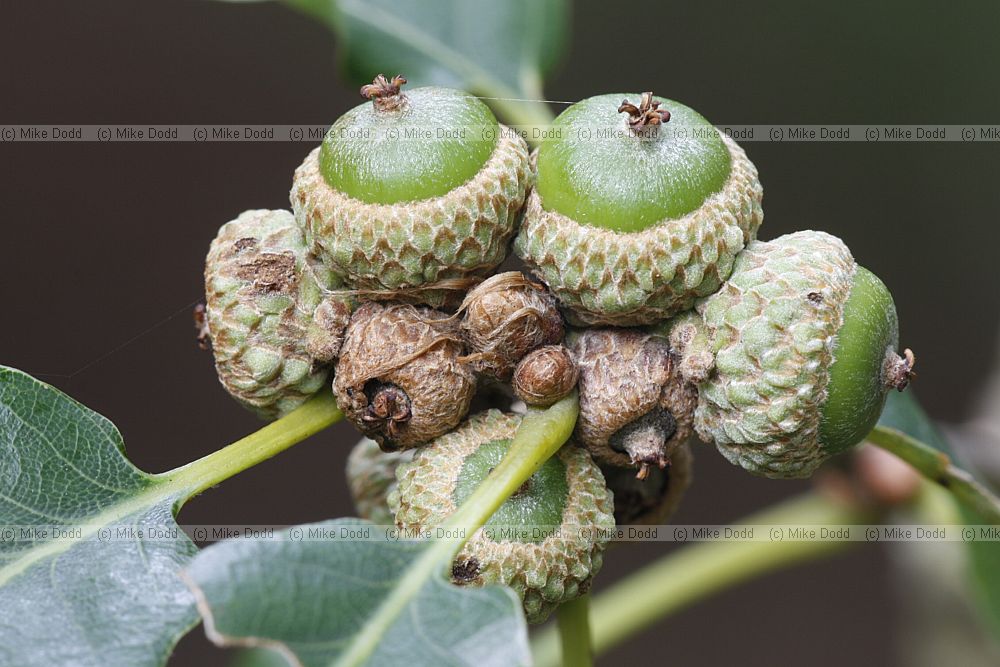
[335, 392, 580, 667]
[531, 493, 864, 667]
[157, 392, 343, 501]
[557, 594, 593, 667]
[868, 425, 1000, 524]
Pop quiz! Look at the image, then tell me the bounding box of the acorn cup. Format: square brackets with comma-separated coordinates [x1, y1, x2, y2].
[389, 410, 616, 624]
[202, 209, 351, 419]
[667, 230, 915, 479]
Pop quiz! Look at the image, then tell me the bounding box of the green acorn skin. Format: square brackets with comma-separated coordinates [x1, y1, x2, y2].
[514, 92, 763, 326]
[203, 210, 351, 419]
[389, 410, 616, 624]
[346, 437, 414, 526]
[669, 230, 914, 479]
[292, 75, 532, 305]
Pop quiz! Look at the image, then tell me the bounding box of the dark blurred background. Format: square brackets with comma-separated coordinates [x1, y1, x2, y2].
[1, 1, 998, 665]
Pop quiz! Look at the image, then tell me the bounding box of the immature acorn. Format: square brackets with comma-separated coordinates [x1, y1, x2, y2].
[669, 230, 915, 479]
[601, 442, 693, 525]
[512, 345, 578, 407]
[203, 209, 352, 419]
[389, 410, 616, 624]
[571, 328, 697, 479]
[345, 437, 414, 526]
[459, 272, 565, 379]
[333, 301, 476, 450]
[515, 91, 763, 326]
[292, 75, 532, 305]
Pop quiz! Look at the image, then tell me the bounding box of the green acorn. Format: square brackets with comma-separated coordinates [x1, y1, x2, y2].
[203, 209, 351, 419]
[601, 442, 693, 526]
[345, 437, 414, 526]
[669, 230, 914, 478]
[389, 410, 616, 624]
[291, 75, 532, 305]
[514, 91, 763, 326]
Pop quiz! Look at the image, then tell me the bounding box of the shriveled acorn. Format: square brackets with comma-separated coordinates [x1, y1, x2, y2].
[345, 437, 414, 526]
[389, 410, 615, 624]
[601, 442, 693, 525]
[570, 328, 697, 478]
[512, 345, 578, 407]
[669, 230, 914, 479]
[515, 91, 763, 326]
[333, 301, 476, 450]
[459, 271, 564, 379]
[292, 75, 532, 305]
[203, 209, 351, 419]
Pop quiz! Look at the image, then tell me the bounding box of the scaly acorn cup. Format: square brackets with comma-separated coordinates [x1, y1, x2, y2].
[203, 209, 352, 419]
[668, 230, 915, 479]
[571, 328, 698, 478]
[601, 442, 693, 526]
[514, 91, 763, 326]
[388, 410, 616, 624]
[459, 271, 565, 379]
[333, 301, 476, 450]
[345, 437, 414, 526]
[291, 75, 532, 307]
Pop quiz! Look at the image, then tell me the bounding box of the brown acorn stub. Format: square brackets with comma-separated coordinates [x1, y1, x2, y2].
[512, 345, 578, 407]
[601, 442, 693, 525]
[571, 328, 697, 477]
[333, 302, 476, 450]
[459, 272, 564, 380]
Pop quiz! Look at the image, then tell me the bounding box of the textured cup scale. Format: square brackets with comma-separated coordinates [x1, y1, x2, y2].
[389, 410, 616, 624]
[346, 437, 415, 526]
[204, 209, 350, 419]
[333, 301, 476, 450]
[515, 93, 763, 326]
[676, 230, 904, 478]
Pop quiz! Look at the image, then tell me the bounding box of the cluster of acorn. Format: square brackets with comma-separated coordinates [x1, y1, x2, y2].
[199, 74, 914, 623]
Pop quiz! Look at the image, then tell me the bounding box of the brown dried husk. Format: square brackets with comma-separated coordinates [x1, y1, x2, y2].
[458, 271, 564, 379]
[571, 328, 697, 470]
[512, 345, 578, 407]
[333, 301, 476, 450]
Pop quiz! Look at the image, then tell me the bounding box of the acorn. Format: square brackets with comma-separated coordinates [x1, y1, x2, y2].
[514, 92, 763, 326]
[345, 437, 414, 526]
[389, 410, 616, 624]
[203, 209, 351, 419]
[512, 345, 578, 407]
[601, 442, 693, 525]
[670, 230, 915, 479]
[292, 75, 532, 306]
[333, 301, 476, 450]
[458, 271, 565, 379]
[571, 328, 697, 479]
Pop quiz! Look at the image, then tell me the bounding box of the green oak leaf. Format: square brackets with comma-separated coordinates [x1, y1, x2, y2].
[879, 390, 1000, 639]
[217, 0, 568, 127]
[0, 366, 199, 667]
[184, 518, 530, 667]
